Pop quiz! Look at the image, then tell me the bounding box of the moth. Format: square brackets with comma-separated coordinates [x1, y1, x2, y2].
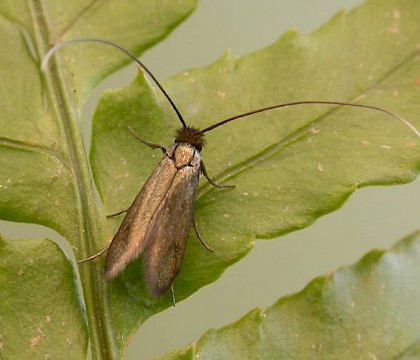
[43, 38, 419, 303]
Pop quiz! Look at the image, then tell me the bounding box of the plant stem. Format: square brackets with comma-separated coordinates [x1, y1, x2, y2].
[31, 1, 116, 358]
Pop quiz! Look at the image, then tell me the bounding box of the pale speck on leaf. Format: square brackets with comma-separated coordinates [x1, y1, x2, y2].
[217, 90, 226, 99]
[37, 327, 45, 336]
[317, 162, 324, 172]
[356, 332, 363, 348]
[29, 335, 41, 350]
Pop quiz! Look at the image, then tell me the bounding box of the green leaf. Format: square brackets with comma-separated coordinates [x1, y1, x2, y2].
[0, 1, 197, 358]
[160, 231, 420, 359]
[1, 0, 419, 359]
[0, 236, 86, 359]
[91, 0, 419, 331]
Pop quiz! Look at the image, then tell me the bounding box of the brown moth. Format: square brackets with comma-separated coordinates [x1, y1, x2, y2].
[103, 126, 219, 297]
[42, 38, 419, 303]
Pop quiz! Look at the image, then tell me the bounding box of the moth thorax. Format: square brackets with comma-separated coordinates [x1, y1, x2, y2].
[175, 126, 205, 151]
[172, 143, 201, 169]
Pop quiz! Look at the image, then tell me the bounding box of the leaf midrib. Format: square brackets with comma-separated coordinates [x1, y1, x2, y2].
[30, 0, 116, 359]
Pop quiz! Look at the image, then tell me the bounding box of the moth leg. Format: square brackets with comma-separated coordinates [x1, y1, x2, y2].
[193, 217, 214, 252]
[201, 161, 235, 189]
[127, 125, 166, 153]
[106, 208, 129, 218]
[77, 246, 108, 264]
[171, 284, 176, 307]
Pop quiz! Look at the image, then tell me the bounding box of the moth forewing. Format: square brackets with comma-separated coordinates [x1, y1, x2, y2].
[106, 142, 201, 296]
[144, 145, 201, 295]
[104, 147, 179, 279]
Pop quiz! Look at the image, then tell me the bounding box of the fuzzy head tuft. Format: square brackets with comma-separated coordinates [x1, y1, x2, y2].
[175, 126, 206, 151]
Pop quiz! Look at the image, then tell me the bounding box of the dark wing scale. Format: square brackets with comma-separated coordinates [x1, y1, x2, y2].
[143, 163, 200, 296]
[105, 156, 177, 279]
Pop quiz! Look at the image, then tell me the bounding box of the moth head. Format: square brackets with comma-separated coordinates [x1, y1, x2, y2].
[175, 126, 206, 151]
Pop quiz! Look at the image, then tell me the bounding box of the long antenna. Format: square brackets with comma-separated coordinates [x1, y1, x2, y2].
[201, 100, 420, 137]
[42, 39, 419, 139]
[41, 38, 187, 128]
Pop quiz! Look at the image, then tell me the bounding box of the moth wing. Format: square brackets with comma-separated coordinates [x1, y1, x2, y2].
[143, 164, 200, 296]
[105, 157, 177, 279]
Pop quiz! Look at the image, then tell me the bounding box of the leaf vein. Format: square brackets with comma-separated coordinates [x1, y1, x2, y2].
[58, 0, 104, 39]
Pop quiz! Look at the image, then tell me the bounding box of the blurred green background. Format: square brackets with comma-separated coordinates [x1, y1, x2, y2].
[1, 1, 419, 359]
